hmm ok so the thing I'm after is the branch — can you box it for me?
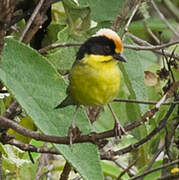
[141,145,165,176]
[122,3,140,41]
[3,101,19,119]
[39,42,82,54]
[157,174,179,180]
[113,98,179,105]
[7,138,59,154]
[111,0,139,32]
[0,82,178,147]
[124,40,179,51]
[117,159,137,179]
[0,101,19,132]
[19,0,63,44]
[19,0,46,42]
[137,116,178,180]
[127,33,179,60]
[59,161,72,180]
[129,159,179,180]
[102,103,176,159]
[38,40,179,55]
[0,0,17,52]
[151,0,179,38]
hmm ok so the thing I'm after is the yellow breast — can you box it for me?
[68,54,120,106]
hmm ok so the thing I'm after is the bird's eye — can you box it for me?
[104,45,112,54]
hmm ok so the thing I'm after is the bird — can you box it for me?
[55,28,127,139]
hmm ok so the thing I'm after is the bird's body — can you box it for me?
[69,54,120,106]
[55,28,126,109]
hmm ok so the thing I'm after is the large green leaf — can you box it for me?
[0,38,103,180]
[83,0,124,22]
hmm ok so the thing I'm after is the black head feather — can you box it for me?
[76,36,116,61]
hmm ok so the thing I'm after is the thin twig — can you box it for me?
[127,33,179,60]
[0,101,19,132]
[19,0,46,42]
[39,42,82,54]
[7,139,59,154]
[151,0,179,38]
[129,159,179,180]
[122,3,140,41]
[139,119,178,180]
[59,161,71,180]
[38,39,179,57]
[3,101,19,119]
[114,98,179,105]
[165,46,177,83]
[117,159,137,180]
[144,21,160,44]
[157,173,179,180]
[140,145,165,180]
[164,116,179,162]
[34,146,50,180]
[103,103,176,159]
[111,0,139,32]
[114,160,136,177]
[125,40,179,50]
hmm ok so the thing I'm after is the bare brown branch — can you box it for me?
[7,139,59,154]
[38,40,179,56]
[0,0,18,53]
[59,161,72,180]
[114,98,179,105]
[102,103,176,159]
[111,0,139,32]
[122,3,140,41]
[130,159,179,180]
[157,174,179,180]
[151,0,179,38]
[19,0,46,42]
[127,33,179,60]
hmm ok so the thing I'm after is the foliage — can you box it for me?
[0,0,178,180]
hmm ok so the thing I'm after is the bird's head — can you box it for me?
[76,28,127,63]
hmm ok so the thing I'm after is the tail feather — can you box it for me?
[55,96,76,109]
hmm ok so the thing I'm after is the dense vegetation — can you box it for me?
[0,0,178,179]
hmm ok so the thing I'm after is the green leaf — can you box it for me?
[2,145,30,168]
[8,116,35,143]
[120,37,149,139]
[83,0,124,22]
[138,160,162,180]
[119,37,151,167]
[102,160,129,179]
[0,37,103,180]
[63,0,91,32]
[47,25,85,71]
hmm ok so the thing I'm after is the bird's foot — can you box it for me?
[114,120,127,141]
[68,124,81,146]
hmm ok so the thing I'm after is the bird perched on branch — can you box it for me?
[55,28,127,139]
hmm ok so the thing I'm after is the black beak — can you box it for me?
[113,53,127,62]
